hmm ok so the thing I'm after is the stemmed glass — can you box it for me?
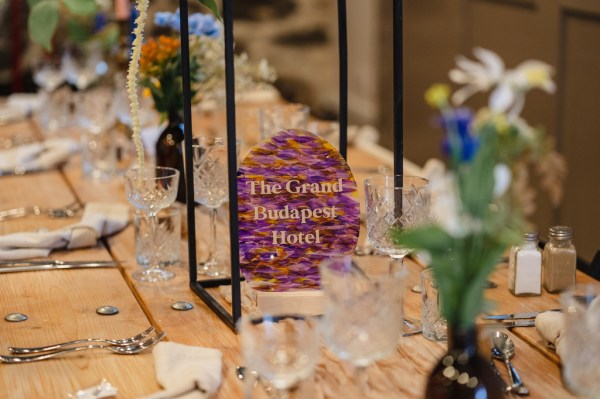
[124,166,180,282]
[33,54,65,92]
[239,313,320,399]
[320,256,406,395]
[62,42,107,91]
[364,175,430,333]
[192,137,239,277]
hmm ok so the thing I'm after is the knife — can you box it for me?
[482,308,562,321]
[480,319,537,328]
[0,260,119,273]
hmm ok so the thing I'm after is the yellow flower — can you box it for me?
[425,84,451,108]
[474,108,510,135]
[524,67,552,89]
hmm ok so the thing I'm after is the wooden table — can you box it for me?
[0,116,594,399]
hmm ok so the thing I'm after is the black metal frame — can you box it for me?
[177,0,402,332]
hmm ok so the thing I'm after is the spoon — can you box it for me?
[236,366,272,392]
[492,332,530,396]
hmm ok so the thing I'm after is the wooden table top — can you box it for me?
[0,116,594,399]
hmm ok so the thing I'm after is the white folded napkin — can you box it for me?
[141,342,222,399]
[7,93,43,114]
[535,311,566,358]
[0,202,129,260]
[0,137,79,174]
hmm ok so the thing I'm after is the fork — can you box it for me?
[0,200,81,221]
[0,331,166,363]
[9,326,156,354]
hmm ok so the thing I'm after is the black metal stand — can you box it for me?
[178,0,401,332]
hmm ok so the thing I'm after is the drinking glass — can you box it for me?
[421,268,447,341]
[36,87,72,135]
[134,207,181,268]
[560,284,600,397]
[320,256,406,395]
[124,166,180,282]
[364,175,430,334]
[33,54,65,92]
[77,87,118,180]
[258,103,310,140]
[192,137,239,277]
[239,313,320,399]
[62,42,107,91]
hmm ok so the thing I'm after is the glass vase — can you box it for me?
[425,325,504,399]
[155,110,186,203]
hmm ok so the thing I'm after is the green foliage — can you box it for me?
[394,126,524,329]
[28,0,59,51]
[197,0,221,21]
[457,125,496,219]
[27,0,222,51]
[141,47,202,118]
[62,0,96,16]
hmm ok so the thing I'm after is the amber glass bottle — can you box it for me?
[155,111,186,203]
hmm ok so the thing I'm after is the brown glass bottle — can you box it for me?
[425,326,504,399]
[156,111,186,203]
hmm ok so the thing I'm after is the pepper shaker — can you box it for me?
[543,226,576,293]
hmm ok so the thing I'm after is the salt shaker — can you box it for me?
[543,226,576,293]
[508,232,542,296]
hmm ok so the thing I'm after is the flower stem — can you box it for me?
[127,0,150,172]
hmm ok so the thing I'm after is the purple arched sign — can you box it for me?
[237,129,360,291]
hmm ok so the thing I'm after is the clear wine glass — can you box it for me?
[62,42,107,91]
[32,54,65,92]
[192,137,239,277]
[320,256,406,396]
[124,166,180,282]
[239,313,320,399]
[364,175,430,333]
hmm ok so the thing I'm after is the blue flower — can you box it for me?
[93,13,107,33]
[154,11,176,28]
[188,12,221,37]
[440,108,479,162]
[154,9,221,38]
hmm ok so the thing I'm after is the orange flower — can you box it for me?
[139,36,180,75]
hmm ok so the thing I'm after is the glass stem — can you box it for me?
[390,255,405,276]
[354,365,369,395]
[148,212,159,272]
[390,254,421,333]
[273,388,291,399]
[207,207,218,262]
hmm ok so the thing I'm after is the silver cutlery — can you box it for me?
[0,331,166,363]
[490,352,513,394]
[402,329,423,337]
[483,309,561,321]
[9,326,156,354]
[492,331,529,396]
[481,319,536,329]
[0,135,35,149]
[236,366,272,393]
[148,381,208,399]
[0,260,119,273]
[0,200,81,221]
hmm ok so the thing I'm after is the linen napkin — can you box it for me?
[0,202,129,260]
[7,93,43,115]
[0,137,79,174]
[535,311,566,358]
[141,342,222,399]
